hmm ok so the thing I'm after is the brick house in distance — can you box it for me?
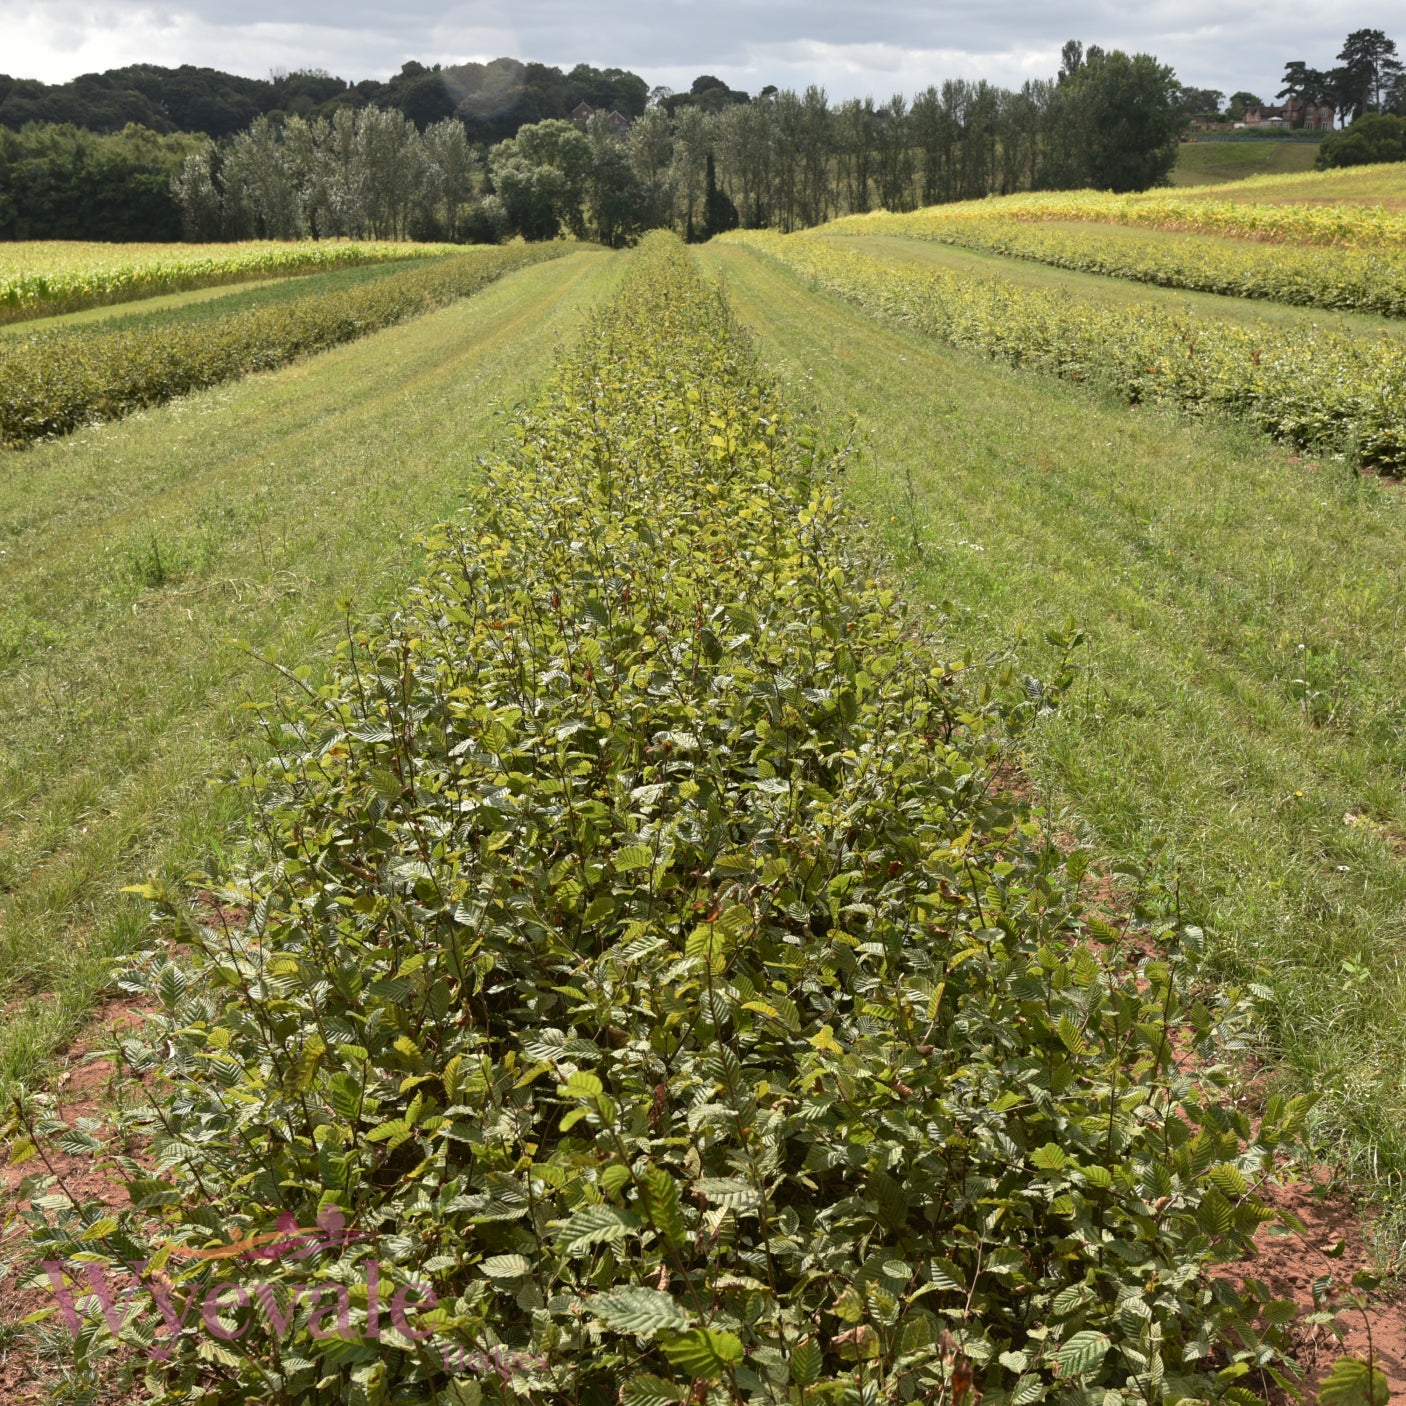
[569,101,632,137]
[1242,97,1335,129]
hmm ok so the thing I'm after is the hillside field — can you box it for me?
[1169,137,1322,186]
[2,162,1405,1404]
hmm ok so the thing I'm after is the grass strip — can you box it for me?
[0,243,571,448]
[726,230,1406,473]
[9,232,1317,1404]
[832,213,1406,319]
[0,238,463,325]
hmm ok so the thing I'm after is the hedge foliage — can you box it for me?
[827,187,1406,252]
[0,243,570,448]
[8,234,1313,1406]
[0,238,463,326]
[728,231,1406,474]
[827,214,1406,319]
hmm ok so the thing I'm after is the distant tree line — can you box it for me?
[0,60,649,142]
[164,44,1188,247]
[5,42,1198,244]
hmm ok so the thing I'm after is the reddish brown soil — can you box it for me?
[0,1001,150,1405]
[1220,1175,1405,1401]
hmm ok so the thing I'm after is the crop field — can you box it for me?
[2,188,1405,1404]
[823,213,1406,318]
[0,238,463,324]
[830,173,1406,249]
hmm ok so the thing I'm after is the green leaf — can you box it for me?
[638,1166,688,1249]
[590,1286,688,1336]
[623,1374,686,1406]
[1319,1355,1390,1406]
[661,1328,744,1379]
[1056,1331,1111,1379]
[480,1254,531,1278]
[790,1340,822,1387]
[555,1204,637,1253]
[869,1168,908,1229]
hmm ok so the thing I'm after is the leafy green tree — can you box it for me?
[1334,28,1404,121]
[1074,49,1183,191]
[628,105,675,227]
[1227,90,1262,121]
[1316,112,1406,167]
[586,112,647,245]
[0,121,198,239]
[700,152,738,238]
[496,118,591,237]
[488,154,566,239]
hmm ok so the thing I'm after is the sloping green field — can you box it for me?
[1169,139,1321,186]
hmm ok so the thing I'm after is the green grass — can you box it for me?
[1170,139,1322,186]
[700,240,1406,1241]
[0,258,435,338]
[0,247,625,1100]
[815,231,1404,336]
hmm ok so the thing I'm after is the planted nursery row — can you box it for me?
[14,234,1316,1404]
[829,185,1406,252]
[0,238,464,325]
[0,243,570,448]
[831,214,1406,320]
[732,231,1406,474]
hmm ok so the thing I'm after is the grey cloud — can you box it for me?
[4,0,1403,99]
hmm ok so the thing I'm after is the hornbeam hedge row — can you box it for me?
[0,239,463,326]
[828,187,1406,251]
[0,244,570,448]
[11,234,1312,1405]
[826,215,1406,320]
[729,231,1406,474]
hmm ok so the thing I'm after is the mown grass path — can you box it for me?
[0,248,623,1097]
[700,240,1406,1232]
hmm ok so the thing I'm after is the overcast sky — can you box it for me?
[3,2,1402,103]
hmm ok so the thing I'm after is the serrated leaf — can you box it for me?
[555,1204,637,1253]
[638,1166,687,1249]
[590,1286,688,1336]
[623,1374,686,1406]
[1056,1330,1110,1378]
[661,1328,743,1379]
[1319,1355,1390,1406]
[480,1254,531,1278]
[790,1340,822,1387]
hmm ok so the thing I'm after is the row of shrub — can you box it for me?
[835,212,1406,319]
[0,237,464,325]
[0,243,570,447]
[732,231,1406,474]
[10,233,1312,1404]
[827,182,1406,251]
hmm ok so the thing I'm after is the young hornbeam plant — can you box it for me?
[6,233,1318,1406]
